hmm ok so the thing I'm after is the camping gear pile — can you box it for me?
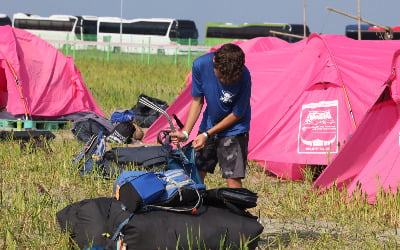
[62,156,264,249]
[71,95,182,176]
[64,96,264,249]
[63,135,263,249]
[57,187,263,249]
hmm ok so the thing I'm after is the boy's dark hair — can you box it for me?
[213,43,245,84]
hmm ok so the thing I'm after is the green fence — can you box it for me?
[56,38,210,66]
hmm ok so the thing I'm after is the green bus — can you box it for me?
[204,22,310,46]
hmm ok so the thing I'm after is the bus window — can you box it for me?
[99,21,121,34]
[205,22,309,46]
[75,16,98,41]
[123,21,170,36]
[172,19,198,45]
[13,13,78,39]
[0,14,11,26]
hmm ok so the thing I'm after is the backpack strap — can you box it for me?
[111,212,134,241]
[72,131,107,174]
[146,187,202,213]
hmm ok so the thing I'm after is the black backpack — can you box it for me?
[131,94,168,128]
[71,114,115,143]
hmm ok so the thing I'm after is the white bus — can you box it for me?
[12,13,79,48]
[12,13,98,49]
[97,17,199,54]
[12,13,202,54]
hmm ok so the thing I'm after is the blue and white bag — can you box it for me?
[114,169,206,213]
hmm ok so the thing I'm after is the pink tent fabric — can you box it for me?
[0,25,104,118]
[314,50,400,203]
[143,34,400,180]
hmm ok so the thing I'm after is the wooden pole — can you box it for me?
[326,6,393,39]
[357,0,361,40]
[326,6,389,30]
[269,30,306,39]
[303,0,307,37]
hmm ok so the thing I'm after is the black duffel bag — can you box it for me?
[57,197,264,250]
[103,144,173,171]
[204,188,258,217]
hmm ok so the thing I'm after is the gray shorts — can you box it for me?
[195,133,249,179]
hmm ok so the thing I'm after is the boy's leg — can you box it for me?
[199,170,207,182]
[217,133,249,188]
[226,178,242,188]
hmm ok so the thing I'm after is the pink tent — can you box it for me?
[0,25,104,120]
[248,34,400,178]
[313,49,400,203]
[143,34,400,180]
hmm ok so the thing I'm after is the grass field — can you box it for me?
[0,53,399,249]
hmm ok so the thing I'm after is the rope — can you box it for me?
[177,73,191,96]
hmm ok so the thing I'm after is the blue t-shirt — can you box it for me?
[191,52,252,136]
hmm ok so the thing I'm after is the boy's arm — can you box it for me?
[206,113,241,137]
[170,96,204,143]
[191,113,241,150]
[184,96,204,134]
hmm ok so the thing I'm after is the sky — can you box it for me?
[4,0,400,43]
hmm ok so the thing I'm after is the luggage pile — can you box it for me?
[71,94,187,177]
[62,95,264,249]
[57,172,264,249]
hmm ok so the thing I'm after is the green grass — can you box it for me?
[0,54,400,249]
[74,52,192,117]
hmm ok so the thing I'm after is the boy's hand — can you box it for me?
[169,131,186,145]
[192,134,207,151]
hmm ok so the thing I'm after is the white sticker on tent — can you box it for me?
[298,100,338,154]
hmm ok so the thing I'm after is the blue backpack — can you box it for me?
[114,169,206,213]
[72,131,107,174]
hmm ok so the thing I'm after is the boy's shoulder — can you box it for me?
[194,52,214,65]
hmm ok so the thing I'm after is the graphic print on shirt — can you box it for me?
[220,90,234,104]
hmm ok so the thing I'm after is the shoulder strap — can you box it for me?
[146,187,202,213]
[111,212,134,241]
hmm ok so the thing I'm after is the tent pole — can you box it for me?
[342,85,357,128]
[6,60,31,120]
[303,0,307,37]
[357,0,361,40]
